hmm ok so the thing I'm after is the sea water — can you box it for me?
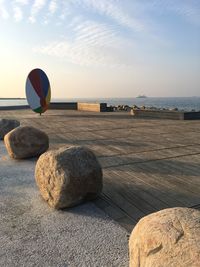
[0,97,200,111]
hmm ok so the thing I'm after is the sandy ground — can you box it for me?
[0,141,129,267]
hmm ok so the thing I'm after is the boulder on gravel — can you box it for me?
[0,119,20,139]
[35,146,103,209]
[129,207,200,267]
[4,126,49,159]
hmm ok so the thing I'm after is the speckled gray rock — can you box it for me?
[129,207,200,267]
[4,126,49,159]
[0,119,20,139]
[35,146,103,209]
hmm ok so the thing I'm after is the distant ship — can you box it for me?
[136,95,147,98]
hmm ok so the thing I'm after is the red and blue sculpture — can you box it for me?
[26,68,51,114]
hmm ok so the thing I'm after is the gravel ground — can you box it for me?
[0,141,129,267]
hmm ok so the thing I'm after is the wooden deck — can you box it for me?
[1,109,200,232]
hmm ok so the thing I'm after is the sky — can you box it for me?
[0,0,199,98]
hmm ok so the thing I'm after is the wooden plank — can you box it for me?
[1,109,200,231]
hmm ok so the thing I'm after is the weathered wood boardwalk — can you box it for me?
[1,109,200,231]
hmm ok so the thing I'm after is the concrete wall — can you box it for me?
[0,103,78,111]
[49,102,77,110]
[184,112,200,120]
[77,103,107,112]
[0,105,29,110]
[0,102,109,112]
[131,109,200,120]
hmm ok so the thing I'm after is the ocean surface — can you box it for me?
[1,97,200,111]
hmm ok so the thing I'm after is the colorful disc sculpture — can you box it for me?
[26,68,51,114]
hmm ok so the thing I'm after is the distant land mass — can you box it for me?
[0,97,25,100]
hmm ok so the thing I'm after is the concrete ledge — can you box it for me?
[0,102,107,112]
[0,103,77,111]
[131,109,200,120]
[0,105,29,110]
[78,102,107,112]
[183,112,200,120]
[49,102,77,110]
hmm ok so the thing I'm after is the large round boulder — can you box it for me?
[129,207,200,267]
[35,146,103,209]
[4,126,49,159]
[0,119,20,139]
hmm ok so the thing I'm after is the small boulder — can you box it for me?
[129,207,200,267]
[0,119,20,139]
[170,107,178,111]
[132,105,138,110]
[35,146,103,209]
[4,126,49,159]
[130,109,135,116]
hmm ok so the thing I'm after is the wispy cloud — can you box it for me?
[29,0,46,23]
[1,0,199,28]
[33,19,135,68]
[145,0,200,26]
[42,0,57,25]
[49,0,57,14]
[1,0,199,69]
[71,0,146,32]
[172,1,200,26]
[30,0,147,67]
[0,0,9,19]
[13,6,22,22]
[14,0,29,5]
